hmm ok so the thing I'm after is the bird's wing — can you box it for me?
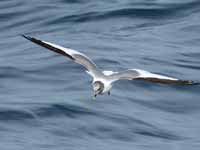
[22,35,102,78]
[108,69,196,85]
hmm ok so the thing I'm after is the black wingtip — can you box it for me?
[21,34,32,41]
[178,80,200,86]
[190,81,200,85]
[21,34,42,44]
[20,34,75,60]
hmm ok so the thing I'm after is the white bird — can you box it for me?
[22,35,197,97]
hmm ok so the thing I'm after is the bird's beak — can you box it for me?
[93,88,101,99]
[93,91,98,99]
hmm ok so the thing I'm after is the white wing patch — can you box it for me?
[133,69,178,80]
[103,70,116,76]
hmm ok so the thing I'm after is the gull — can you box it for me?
[22,35,197,97]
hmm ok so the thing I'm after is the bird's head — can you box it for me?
[93,81,104,97]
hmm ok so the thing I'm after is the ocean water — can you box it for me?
[0,0,200,149]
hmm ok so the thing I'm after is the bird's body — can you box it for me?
[93,72,113,94]
[22,35,197,97]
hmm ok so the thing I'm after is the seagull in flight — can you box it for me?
[22,35,197,97]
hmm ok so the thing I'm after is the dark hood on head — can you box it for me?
[94,81,104,94]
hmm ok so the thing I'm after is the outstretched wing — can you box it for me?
[108,69,196,85]
[22,35,102,78]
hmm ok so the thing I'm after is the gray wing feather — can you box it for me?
[73,54,100,76]
[108,70,139,80]
[108,69,196,85]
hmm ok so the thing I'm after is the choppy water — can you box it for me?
[1,0,200,149]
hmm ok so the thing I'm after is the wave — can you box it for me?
[0,109,35,121]
[0,103,181,140]
[34,103,95,118]
[44,1,200,25]
[0,66,26,78]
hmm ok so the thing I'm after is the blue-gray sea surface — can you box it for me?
[0,0,200,150]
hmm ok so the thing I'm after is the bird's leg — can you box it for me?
[108,91,111,95]
[92,94,97,100]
